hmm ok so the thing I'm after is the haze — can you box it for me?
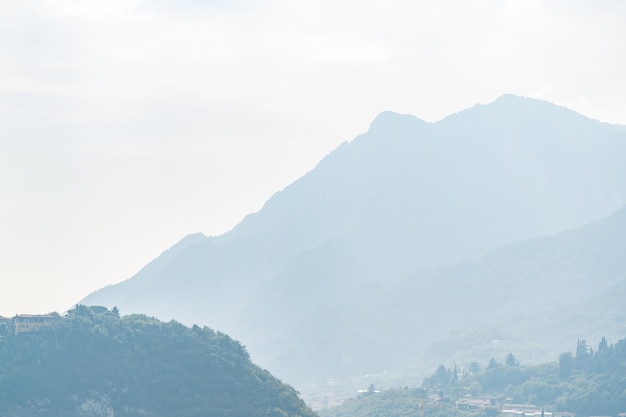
[1,0,626,316]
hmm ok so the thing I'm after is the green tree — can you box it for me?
[487,358,500,370]
[469,362,481,374]
[505,353,519,367]
[598,336,608,352]
[468,381,483,396]
[576,338,590,369]
[559,352,573,379]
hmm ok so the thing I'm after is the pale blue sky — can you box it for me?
[1,0,625,316]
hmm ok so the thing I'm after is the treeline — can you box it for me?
[321,336,626,417]
[423,336,626,416]
[0,305,316,417]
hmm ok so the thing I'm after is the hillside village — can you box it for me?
[321,334,626,417]
[321,386,626,417]
[455,396,559,416]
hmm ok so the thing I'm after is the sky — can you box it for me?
[1,0,625,317]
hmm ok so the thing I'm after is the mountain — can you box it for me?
[0,305,317,417]
[81,95,626,387]
[355,204,626,374]
[230,204,626,391]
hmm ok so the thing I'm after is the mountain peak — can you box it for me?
[494,92,527,101]
[491,93,553,108]
[470,93,548,113]
[176,232,210,245]
[438,93,602,129]
[366,111,427,137]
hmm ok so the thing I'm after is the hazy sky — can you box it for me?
[1,0,625,317]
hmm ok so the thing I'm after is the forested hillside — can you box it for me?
[321,336,626,417]
[0,305,316,417]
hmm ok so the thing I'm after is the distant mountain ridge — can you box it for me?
[238,204,626,384]
[398,203,626,368]
[81,94,626,388]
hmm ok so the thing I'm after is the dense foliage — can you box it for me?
[318,387,472,417]
[0,305,317,417]
[321,336,626,417]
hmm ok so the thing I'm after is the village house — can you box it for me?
[14,314,57,334]
[456,395,494,410]
[428,394,442,403]
[501,403,552,417]
[553,412,575,417]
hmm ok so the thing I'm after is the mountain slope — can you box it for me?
[0,305,316,417]
[403,204,626,369]
[81,95,626,385]
[256,204,626,387]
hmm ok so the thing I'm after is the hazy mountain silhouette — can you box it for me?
[81,95,626,386]
[325,204,626,379]
[223,205,626,384]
